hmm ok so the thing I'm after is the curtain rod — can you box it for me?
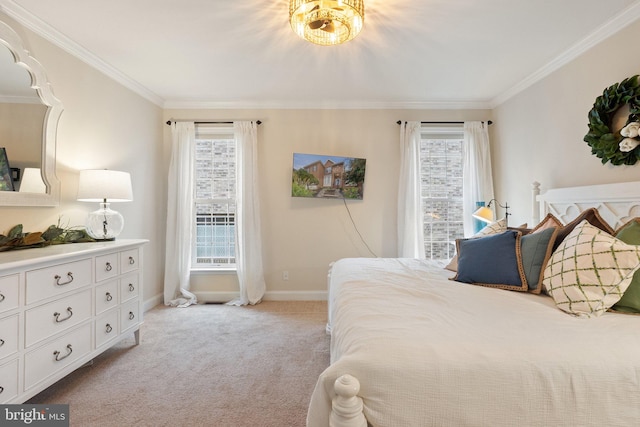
[396,120,492,125]
[165,120,262,125]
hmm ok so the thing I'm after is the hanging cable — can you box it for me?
[342,198,378,258]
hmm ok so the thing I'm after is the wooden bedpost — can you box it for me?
[330,374,367,427]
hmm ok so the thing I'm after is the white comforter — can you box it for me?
[307,258,640,427]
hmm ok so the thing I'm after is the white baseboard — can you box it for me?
[194,290,327,303]
[264,290,327,301]
[143,294,164,312]
[194,291,240,303]
[145,290,328,308]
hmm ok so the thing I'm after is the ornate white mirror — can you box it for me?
[0,19,62,206]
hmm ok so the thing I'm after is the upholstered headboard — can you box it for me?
[533,181,640,229]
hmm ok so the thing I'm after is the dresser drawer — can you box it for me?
[95,280,119,315]
[24,323,91,390]
[25,290,92,348]
[0,314,19,360]
[25,259,92,305]
[121,300,140,333]
[95,309,119,348]
[120,273,139,303]
[0,359,19,403]
[0,274,19,314]
[120,248,140,274]
[95,252,119,282]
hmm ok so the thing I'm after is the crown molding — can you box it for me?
[4,0,639,111]
[0,0,164,107]
[163,99,493,110]
[491,0,640,108]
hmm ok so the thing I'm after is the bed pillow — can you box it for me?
[552,208,614,251]
[520,227,557,294]
[530,213,562,233]
[445,219,507,272]
[454,230,528,291]
[508,224,531,235]
[542,220,640,318]
[611,218,640,314]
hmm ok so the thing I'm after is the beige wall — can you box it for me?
[165,108,491,299]
[1,9,492,303]
[492,19,640,227]
[10,10,636,302]
[0,13,165,309]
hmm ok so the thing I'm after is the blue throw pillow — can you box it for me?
[454,230,528,291]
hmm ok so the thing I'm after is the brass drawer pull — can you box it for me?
[129,311,135,320]
[53,344,73,361]
[54,272,74,286]
[105,323,113,333]
[54,307,73,323]
[128,283,135,292]
[105,262,113,272]
[129,256,135,265]
[0,293,5,302]
[106,292,113,302]
[0,338,4,346]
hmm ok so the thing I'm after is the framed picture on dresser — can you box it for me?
[0,147,15,191]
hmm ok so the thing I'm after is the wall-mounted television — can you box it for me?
[292,153,366,200]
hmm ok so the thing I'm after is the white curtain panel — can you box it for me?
[397,121,425,258]
[163,122,197,307]
[227,121,266,306]
[462,121,495,237]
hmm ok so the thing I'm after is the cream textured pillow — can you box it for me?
[542,220,640,318]
[445,219,507,272]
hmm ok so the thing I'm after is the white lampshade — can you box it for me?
[19,168,46,193]
[77,170,133,241]
[472,206,494,223]
[77,169,133,202]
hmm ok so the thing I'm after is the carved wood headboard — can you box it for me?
[533,181,640,229]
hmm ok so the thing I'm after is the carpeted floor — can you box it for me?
[27,301,330,427]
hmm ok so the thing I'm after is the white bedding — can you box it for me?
[307,257,640,427]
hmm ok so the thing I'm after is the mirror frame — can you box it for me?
[0,20,62,207]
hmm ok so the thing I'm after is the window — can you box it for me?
[193,125,236,269]
[420,131,464,260]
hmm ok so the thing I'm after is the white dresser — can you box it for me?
[0,239,147,403]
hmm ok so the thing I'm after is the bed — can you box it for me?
[307,181,640,427]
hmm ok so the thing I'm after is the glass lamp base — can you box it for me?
[86,202,124,241]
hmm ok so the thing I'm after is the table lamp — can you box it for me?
[77,169,133,240]
[472,199,510,226]
[472,205,494,224]
[19,168,46,193]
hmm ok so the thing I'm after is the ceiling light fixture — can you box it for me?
[289,0,364,46]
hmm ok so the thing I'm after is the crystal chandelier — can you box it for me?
[289,0,365,46]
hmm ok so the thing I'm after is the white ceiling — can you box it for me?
[2,0,640,109]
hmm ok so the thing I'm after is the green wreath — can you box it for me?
[584,75,640,166]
